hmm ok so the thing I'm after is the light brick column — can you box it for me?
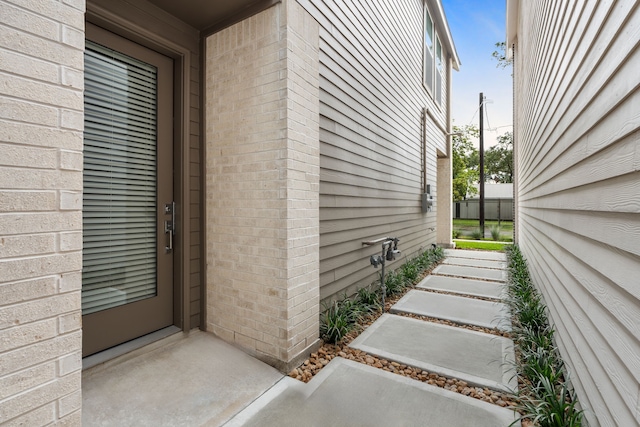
[436,154,453,247]
[205,0,320,371]
[0,0,85,425]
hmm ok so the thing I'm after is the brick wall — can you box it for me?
[205,0,320,371]
[0,0,85,424]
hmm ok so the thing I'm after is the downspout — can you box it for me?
[445,54,453,246]
[446,55,452,156]
[511,43,518,244]
[199,33,207,331]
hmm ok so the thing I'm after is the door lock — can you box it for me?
[164,201,175,253]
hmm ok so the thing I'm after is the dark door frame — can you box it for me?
[84,5,195,347]
[82,24,175,356]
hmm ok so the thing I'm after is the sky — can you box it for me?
[441,0,513,147]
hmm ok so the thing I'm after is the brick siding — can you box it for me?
[0,0,85,424]
[205,0,320,371]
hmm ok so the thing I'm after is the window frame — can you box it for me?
[423,6,435,96]
[423,3,444,107]
[435,34,443,105]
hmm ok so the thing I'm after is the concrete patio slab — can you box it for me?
[445,249,507,261]
[349,314,517,393]
[390,290,511,331]
[444,256,506,269]
[226,357,518,427]
[433,264,506,282]
[417,275,505,299]
[82,330,283,427]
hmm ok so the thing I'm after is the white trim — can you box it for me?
[506,0,520,59]
[430,0,460,70]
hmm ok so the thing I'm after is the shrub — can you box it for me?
[471,228,483,240]
[520,346,563,385]
[384,270,405,295]
[356,285,381,313]
[319,300,358,344]
[400,258,420,284]
[319,246,446,344]
[506,245,584,427]
[516,373,584,427]
[452,228,460,239]
[489,224,502,241]
[517,324,555,354]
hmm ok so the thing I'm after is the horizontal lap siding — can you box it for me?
[298,0,447,301]
[513,1,640,426]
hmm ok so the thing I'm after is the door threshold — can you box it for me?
[83,326,182,372]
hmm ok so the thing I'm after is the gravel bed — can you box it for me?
[289,342,519,409]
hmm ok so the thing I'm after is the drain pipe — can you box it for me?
[363,237,400,310]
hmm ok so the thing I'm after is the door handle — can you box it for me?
[164,202,175,253]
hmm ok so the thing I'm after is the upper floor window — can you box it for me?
[424,9,434,93]
[424,5,443,106]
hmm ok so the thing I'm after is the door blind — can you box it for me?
[82,40,158,315]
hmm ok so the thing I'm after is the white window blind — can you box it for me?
[436,37,443,105]
[424,9,434,92]
[82,40,158,315]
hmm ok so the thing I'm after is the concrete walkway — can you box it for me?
[227,249,519,426]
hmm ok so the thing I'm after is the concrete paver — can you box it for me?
[349,314,517,393]
[445,249,507,261]
[433,264,506,282]
[417,275,505,299]
[225,358,518,427]
[390,290,511,331]
[444,256,506,269]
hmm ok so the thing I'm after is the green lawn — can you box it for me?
[452,219,513,241]
[453,240,511,251]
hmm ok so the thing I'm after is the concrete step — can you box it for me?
[349,314,517,393]
[444,256,506,269]
[417,275,505,299]
[390,290,511,331]
[444,249,507,261]
[82,331,283,427]
[226,358,518,427]
[433,264,506,282]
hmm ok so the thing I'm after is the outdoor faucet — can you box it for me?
[363,237,401,310]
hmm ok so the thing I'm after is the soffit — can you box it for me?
[147,0,264,31]
[506,0,520,59]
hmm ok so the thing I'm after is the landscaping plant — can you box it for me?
[319,300,358,344]
[356,285,381,313]
[489,224,502,241]
[319,246,444,344]
[471,228,483,240]
[505,245,583,427]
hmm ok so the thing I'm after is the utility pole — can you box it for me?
[479,92,485,239]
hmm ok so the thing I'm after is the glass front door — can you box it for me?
[82,24,174,357]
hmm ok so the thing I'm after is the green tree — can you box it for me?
[491,42,512,69]
[452,125,479,202]
[485,131,513,183]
